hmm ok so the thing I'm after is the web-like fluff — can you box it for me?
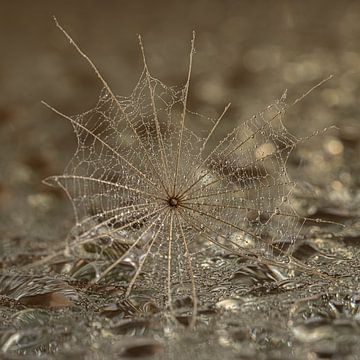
[44,26,317,318]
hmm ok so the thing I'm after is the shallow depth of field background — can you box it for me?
[0,1,359,359]
[0,0,359,240]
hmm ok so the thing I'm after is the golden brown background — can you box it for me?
[0,0,359,243]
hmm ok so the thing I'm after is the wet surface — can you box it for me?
[0,1,360,359]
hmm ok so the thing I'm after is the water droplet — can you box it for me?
[216,298,243,311]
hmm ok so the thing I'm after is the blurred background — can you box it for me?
[0,0,359,245]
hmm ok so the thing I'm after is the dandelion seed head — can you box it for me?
[42,20,341,321]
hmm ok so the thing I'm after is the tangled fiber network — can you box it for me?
[43,18,337,322]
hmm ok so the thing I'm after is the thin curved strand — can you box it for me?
[54,17,171,196]
[77,205,167,247]
[44,175,163,201]
[73,202,156,229]
[177,102,231,195]
[94,206,168,283]
[167,211,174,311]
[179,76,333,200]
[173,31,196,194]
[41,102,158,189]
[175,211,198,327]
[182,181,294,203]
[181,201,345,228]
[178,106,284,199]
[186,125,335,199]
[184,137,294,199]
[125,210,170,297]
[180,209,334,280]
[138,36,172,194]
[180,203,270,246]
[178,208,283,266]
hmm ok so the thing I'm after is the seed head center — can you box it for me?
[168,197,179,208]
